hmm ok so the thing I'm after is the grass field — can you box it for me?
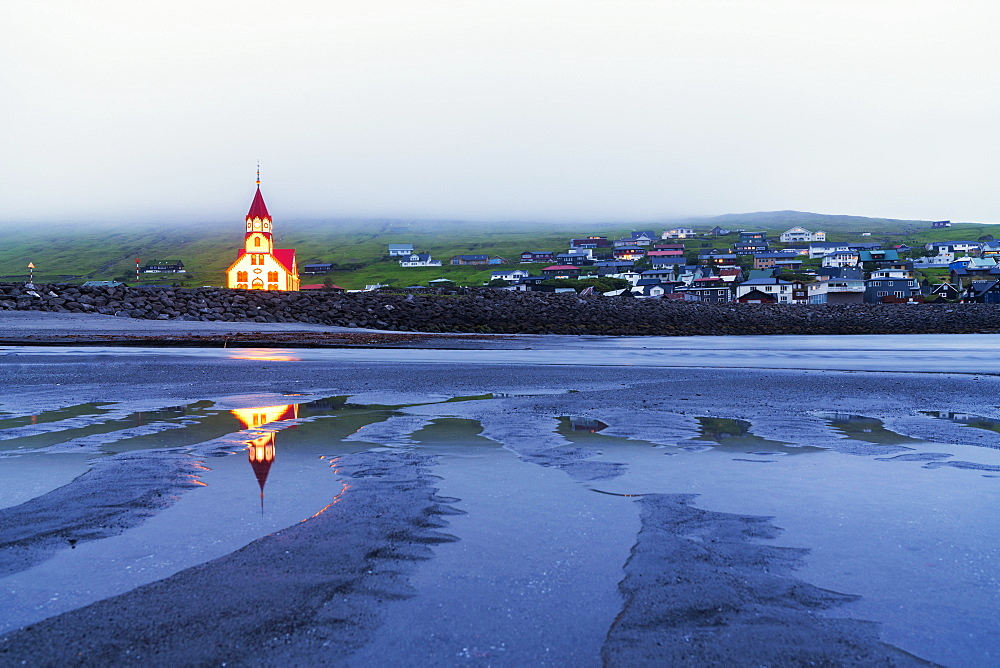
[0,213,994,289]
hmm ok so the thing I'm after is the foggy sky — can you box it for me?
[2,1,998,224]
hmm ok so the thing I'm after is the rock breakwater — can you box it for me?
[1,283,998,336]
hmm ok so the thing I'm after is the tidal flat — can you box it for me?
[1,330,999,665]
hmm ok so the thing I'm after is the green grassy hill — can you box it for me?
[0,212,993,290]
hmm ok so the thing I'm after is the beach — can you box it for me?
[1,312,998,665]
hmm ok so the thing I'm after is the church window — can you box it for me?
[237,271,248,282]
[250,255,257,265]
[237,283,247,290]
[252,278,264,289]
[268,283,279,290]
[254,237,261,247]
[268,271,278,282]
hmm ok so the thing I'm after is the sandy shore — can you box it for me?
[0,311,524,348]
[1,315,997,665]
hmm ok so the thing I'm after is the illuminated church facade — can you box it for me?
[226,180,300,291]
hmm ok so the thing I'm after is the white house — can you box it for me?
[808,279,865,304]
[399,253,442,267]
[820,251,860,268]
[661,227,696,239]
[389,244,415,256]
[780,227,826,243]
[808,242,852,259]
[490,269,530,281]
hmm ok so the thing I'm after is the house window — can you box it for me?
[878,291,888,297]
[895,291,905,298]
[268,271,279,282]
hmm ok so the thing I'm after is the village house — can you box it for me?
[554,252,594,266]
[594,260,635,275]
[753,251,802,270]
[640,268,676,281]
[964,281,1000,303]
[734,278,806,304]
[650,256,684,269]
[301,263,333,275]
[388,244,415,256]
[613,246,646,261]
[737,288,775,304]
[779,227,826,243]
[820,251,860,268]
[858,249,899,263]
[399,253,442,267]
[926,282,961,301]
[927,241,982,256]
[142,260,185,273]
[661,227,696,239]
[613,231,656,247]
[677,278,733,303]
[698,252,738,266]
[450,254,489,266]
[520,251,555,263]
[980,241,1000,258]
[808,278,865,304]
[931,220,952,228]
[490,269,530,282]
[570,236,611,249]
[541,265,580,279]
[631,279,674,298]
[808,242,852,259]
[864,268,920,303]
[718,267,744,283]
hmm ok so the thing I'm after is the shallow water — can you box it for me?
[6,332,1000,373]
[0,384,998,665]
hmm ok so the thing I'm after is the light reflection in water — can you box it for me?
[230,405,300,512]
[227,348,302,362]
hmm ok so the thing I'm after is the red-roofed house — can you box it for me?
[226,181,300,291]
[541,265,581,278]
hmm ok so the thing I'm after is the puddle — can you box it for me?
[689,417,823,456]
[0,402,117,430]
[815,412,922,445]
[921,411,1000,434]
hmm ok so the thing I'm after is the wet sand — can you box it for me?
[1,314,998,665]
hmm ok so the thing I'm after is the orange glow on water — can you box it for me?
[230,404,299,430]
[227,349,301,362]
[302,481,350,522]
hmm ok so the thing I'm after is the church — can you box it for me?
[226,179,300,291]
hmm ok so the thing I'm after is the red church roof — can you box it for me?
[246,187,270,220]
[273,249,296,274]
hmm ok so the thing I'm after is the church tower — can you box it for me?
[226,170,300,291]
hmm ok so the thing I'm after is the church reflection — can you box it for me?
[230,405,300,512]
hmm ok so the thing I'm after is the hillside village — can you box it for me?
[327,223,1000,304]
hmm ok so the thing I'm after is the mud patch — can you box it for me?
[603,494,929,666]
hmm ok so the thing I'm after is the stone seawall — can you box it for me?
[1,283,998,336]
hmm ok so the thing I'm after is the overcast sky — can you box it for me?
[2,1,997,224]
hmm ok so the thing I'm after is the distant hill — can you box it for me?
[675,210,931,233]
